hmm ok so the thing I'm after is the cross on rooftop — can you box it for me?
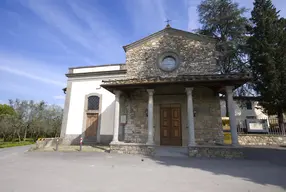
[165,19,172,27]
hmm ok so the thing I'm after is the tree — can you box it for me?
[247,0,286,134]
[197,0,249,74]
[42,105,63,138]
[0,115,15,141]
[0,104,17,141]
[0,99,63,142]
[9,99,45,141]
[197,0,250,116]
[0,104,16,116]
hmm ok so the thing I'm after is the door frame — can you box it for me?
[159,103,182,146]
[82,93,102,141]
[154,95,187,146]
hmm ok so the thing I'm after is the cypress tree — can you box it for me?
[247,0,286,134]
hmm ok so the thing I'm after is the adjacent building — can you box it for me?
[220,97,269,127]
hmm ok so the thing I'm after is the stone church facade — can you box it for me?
[60,25,251,151]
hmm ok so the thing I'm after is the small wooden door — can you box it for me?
[85,113,98,137]
[160,104,182,146]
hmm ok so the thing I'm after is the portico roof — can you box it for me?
[101,73,252,93]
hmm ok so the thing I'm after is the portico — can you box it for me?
[102,73,251,147]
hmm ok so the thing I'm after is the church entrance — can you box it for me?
[85,113,98,137]
[160,104,182,146]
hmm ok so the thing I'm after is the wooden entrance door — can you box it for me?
[160,104,182,146]
[85,113,98,137]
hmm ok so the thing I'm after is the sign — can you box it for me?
[120,115,127,124]
[246,119,269,133]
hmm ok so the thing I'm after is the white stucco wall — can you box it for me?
[220,99,268,126]
[65,78,117,136]
[73,65,121,74]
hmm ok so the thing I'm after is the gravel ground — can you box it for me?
[0,145,285,192]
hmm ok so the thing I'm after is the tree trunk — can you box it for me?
[16,130,21,142]
[3,134,7,142]
[278,108,285,135]
[12,130,16,142]
[54,131,58,138]
[23,127,27,141]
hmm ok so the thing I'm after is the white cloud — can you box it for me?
[22,1,94,52]
[0,100,8,105]
[123,0,168,35]
[0,65,65,87]
[67,1,125,59]
[53,95,65,100]
[123,0,195,36]
[187,0,200,32]
[153,0,167,23]
[57,103,64,108]
[36,29,95,66]
[0,52,65,87]
[20,0,125,63]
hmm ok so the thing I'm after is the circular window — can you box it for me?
[158,52,179,72]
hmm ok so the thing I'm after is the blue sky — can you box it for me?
[0,0,286,107]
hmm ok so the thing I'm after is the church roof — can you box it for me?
[123,25,217,52]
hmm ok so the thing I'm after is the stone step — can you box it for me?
[154,146,188,157]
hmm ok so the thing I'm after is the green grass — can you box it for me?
[0,138,35,148]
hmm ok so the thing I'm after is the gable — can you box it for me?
[123,26,216,52]
[124,26,218,78]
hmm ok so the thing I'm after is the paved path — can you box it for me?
[0,145,31,160]
[0,146,286,192]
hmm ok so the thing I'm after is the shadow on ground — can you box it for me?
[89,145,110,152]
[147,147,286,190]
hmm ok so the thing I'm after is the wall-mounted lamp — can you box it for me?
[194,110,197,117]
[145,109,148,117]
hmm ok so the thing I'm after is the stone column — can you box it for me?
[226,86,238,145]
[112,90,121,143]
[146,89,155,145]
[186,87,196,146]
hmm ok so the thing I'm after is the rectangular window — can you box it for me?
[246,101,252,110]
[88,96,100,110]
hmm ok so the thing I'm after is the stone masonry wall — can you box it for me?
[239,135,286,146]
[110,143,155,156]
[193,87,224,144]
[189,146,244,159]
[125,31,217,78]
[121,87,223,145]
[121,89,148,143]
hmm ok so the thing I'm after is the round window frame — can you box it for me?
[157,52,180,72]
